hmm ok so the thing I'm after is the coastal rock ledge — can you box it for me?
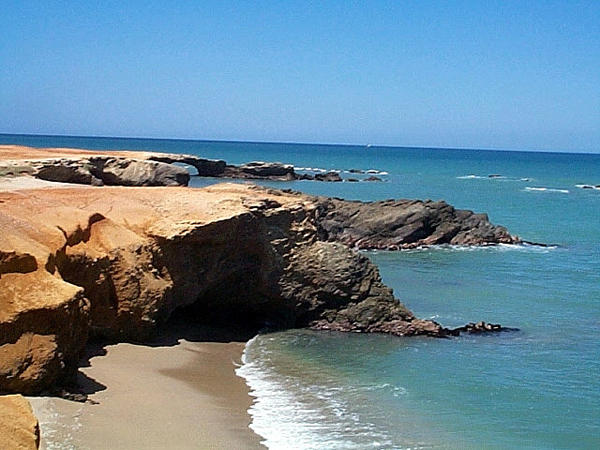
[0,180,519,395]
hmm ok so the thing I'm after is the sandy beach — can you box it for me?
[27,323,265,450]
[0,169,265,449]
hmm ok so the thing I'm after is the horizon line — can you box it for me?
[0,132,597,156]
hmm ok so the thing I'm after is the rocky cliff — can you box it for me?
[0,178,521,396]
[0,394,40,450]
[0,183,436,394]
[0,146,523,397]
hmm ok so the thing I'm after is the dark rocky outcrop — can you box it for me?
[149,154,297,180]
[221,161,296,180]
[314,172,343,182]
[314,196,520,249]
[147,154,227,177]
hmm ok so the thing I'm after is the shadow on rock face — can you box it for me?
[146,305,264,346]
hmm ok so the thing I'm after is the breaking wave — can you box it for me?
[237,333,425,450]
[524,187,570,194]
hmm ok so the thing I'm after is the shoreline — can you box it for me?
[28,326,265,450]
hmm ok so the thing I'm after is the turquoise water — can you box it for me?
[2,134,599,449]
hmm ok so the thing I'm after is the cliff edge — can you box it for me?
[0,183,440,395]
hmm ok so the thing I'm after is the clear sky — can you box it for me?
[1,1,599,152]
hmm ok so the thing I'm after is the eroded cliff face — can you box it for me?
[1,183,449,394]
[0,394,40,450]
[0,170,523,395]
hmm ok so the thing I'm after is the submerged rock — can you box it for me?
[448,321,518,335]
[314,172,343,182]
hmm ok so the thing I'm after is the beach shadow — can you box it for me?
[68,305,264,398]
[75,371,107,396]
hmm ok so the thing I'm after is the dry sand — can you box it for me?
[0,175,75,191]
[28,332,265,450]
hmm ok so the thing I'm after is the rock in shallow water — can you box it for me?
[314,196,520,249]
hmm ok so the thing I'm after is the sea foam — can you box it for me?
[525,186,570,193]
[237,334,411,450]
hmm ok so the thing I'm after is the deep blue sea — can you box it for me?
[2,135,599,449]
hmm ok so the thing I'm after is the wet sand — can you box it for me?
[28,329,265,450]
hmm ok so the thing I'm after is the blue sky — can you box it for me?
[1,1,599,152]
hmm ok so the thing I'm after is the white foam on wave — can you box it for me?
[295,166,390,177]
[237,336,403,450]
[384,243,557,254]
[458,174,532,182]
[525,187,570,194]
[457,175,484,179]
[27,397,81,450]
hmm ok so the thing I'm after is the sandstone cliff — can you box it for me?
[1,182,456,395]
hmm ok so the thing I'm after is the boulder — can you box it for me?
[88,157,190,186]
[0,267,90,394]
[30,157,190,186]
[35,159,101,185]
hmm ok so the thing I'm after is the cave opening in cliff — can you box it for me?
[152,271,292,344]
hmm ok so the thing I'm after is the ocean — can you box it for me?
[2,134,599,449]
